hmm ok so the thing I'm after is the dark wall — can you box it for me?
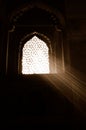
[65,0,86,81]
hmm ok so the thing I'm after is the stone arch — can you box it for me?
[6,2,66,76]
[8,2,65,29]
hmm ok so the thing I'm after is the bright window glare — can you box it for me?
[22,36,50,74]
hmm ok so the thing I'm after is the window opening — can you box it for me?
[22,36,50,74]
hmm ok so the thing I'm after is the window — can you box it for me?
[7,6,65,76]
[22,36,50,74]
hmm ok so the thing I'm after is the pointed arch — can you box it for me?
[22,36,50,74]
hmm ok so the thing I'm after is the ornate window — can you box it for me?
[6,6,66,76]
[22,36,50,74]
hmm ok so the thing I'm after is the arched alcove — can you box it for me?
[6,2,66,76]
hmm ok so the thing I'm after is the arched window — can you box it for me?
[22,36,50,74]
[6,6,66,76]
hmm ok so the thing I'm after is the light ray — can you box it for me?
[41,58,86,116]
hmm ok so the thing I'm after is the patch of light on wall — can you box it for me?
[22,36,50,74]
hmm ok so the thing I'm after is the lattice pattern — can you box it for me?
[22,36,49,74]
